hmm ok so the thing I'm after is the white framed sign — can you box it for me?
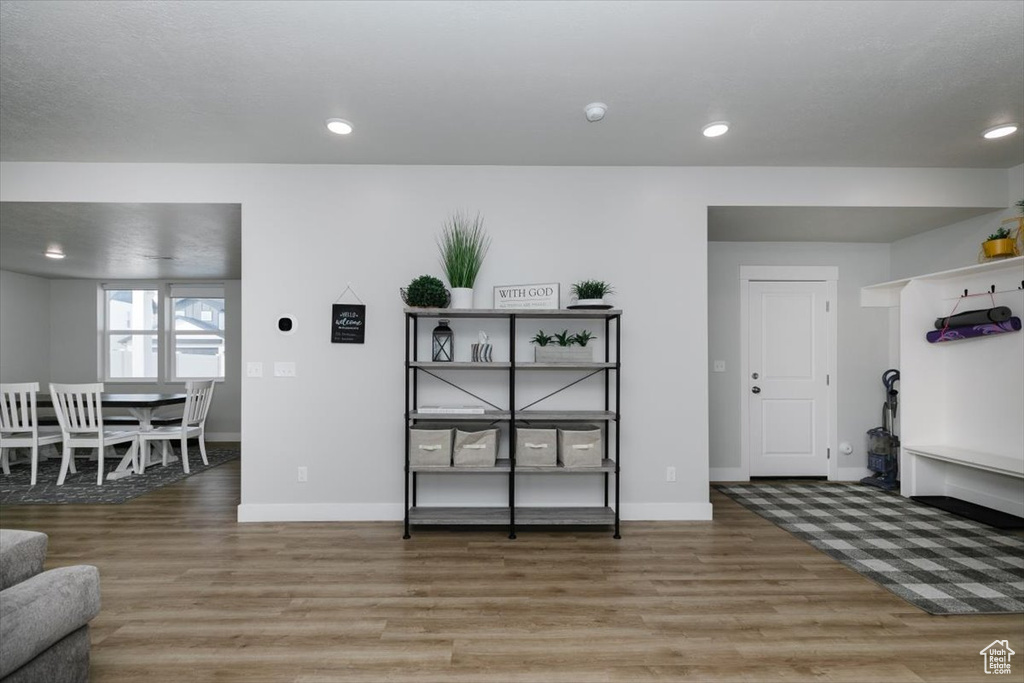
[493,283,560,310]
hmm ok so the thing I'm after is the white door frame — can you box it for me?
[739,266,839,481]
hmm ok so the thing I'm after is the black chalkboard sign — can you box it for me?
[331,304,366,344]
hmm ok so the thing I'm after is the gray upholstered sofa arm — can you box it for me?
[0,530,47,591]
[0,565,101,678]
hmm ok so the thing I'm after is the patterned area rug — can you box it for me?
[0,443,239,505]
[716,483,1024,615]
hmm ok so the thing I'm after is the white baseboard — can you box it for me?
[206,433,240,442]
[945,483,1024,518]
[237,503,404,522]
[620,502,713,521]
[709,467,748,482]
[837,466,871,481]
[238,502,714,523]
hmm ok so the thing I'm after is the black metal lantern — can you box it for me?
[432,319,454,362]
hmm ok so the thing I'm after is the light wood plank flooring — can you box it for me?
[1,458,1021,682]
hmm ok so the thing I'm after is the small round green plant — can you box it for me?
[402,275,450,308]
[571,280,614,300]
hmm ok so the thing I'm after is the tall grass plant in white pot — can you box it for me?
[438,211,491,309]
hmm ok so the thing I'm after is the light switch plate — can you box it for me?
[246,362,263,378]
[274,361,297,377]
[713,360,726,373]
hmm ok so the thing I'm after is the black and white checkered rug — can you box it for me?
[0,443,239,505]
[716,483,1024,615]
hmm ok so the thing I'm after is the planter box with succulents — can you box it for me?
[531,330,596,363]
[535,346,594,363]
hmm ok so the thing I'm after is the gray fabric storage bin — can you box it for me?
[515,427,558,467]
[453,428,498,467]
[409,427,453,467]
[557,424,603,468]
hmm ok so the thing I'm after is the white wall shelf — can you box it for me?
[861,255,1024,307]
[866,256,1024,517]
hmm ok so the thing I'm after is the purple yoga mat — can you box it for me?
[926,317,1022,343]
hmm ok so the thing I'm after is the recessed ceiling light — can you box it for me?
[326,118,353,135]
[982,123,1018,139]
[702,122,730,138]
[584,103,607,122]
[44,247,65,259]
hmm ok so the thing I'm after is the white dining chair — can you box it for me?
[138,380,215,474]
[49,382,140,485]
[0,382,63,486]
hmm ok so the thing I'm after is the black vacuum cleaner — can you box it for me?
[861,369,900,491]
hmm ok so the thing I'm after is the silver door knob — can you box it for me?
[751,386,761,394]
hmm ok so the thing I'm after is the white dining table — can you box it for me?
[37,392,187,480]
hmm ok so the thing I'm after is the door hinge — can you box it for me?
[826,374,830,386]
[827,448,831,459]
[826,300,830,312]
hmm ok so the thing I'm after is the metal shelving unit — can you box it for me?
[403,307,622,539]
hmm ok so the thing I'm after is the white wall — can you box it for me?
[707,243,892,480]
[48,279,241,437]
[0,269,51,385]
[889,164,1022,279]
[0,162,1010,521]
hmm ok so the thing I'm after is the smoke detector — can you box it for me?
[584,102,607,122]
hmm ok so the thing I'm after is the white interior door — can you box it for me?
[748,281,829,476]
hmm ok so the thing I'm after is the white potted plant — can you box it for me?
[438,211,491,309]
[569,280,614,309]
[532,330,595,363]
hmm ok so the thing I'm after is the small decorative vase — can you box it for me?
[575,298,605,307]
[471,343,493,362]
[982,238,1017,259]
[450,287,474,309]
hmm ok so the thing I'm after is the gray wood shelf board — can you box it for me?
[411,361,615,370]
[405,308,621,319]
[410,362,511,370]
[410,411,511,421]
[409,507,510,525]
[515,410,616,421]
[412,459,512,473]
[408,506,614,526]
[516,362,617,370]
[515,459,615,473]
[516,507,615,525]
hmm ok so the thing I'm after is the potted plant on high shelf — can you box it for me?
[532,329,596,363]
[982,227,1019,260]
[400,275,450,308]
[568,280,614,309]
[438,211,491,309]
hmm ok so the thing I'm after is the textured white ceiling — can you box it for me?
[1,1,1022,167]
[707,206,1002,242]
[0,202,241,279]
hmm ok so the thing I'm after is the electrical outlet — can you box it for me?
[246,361,263,378]
[274,361,297,377]
[713,360,726,373]
[297,466,308,482]
[666,466,676,482]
